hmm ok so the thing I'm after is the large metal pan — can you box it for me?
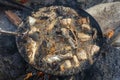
[15,6,104,76]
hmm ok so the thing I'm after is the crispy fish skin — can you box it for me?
[76,49,87,60]
[73,55,79,67]
[28,16,37,26]
[81,24,91,30]
[60,60,72,71]
[78,33,91,41]
[43,52,73,64]
[60,18,72,26]
[61,28,77,49]
[88,45,100,55]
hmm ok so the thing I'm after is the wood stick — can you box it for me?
[5,10,22,27]
[0,28,18,36]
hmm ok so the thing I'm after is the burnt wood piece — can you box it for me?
[5,10,23,27]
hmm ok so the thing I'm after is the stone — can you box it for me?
[86,2,120,43]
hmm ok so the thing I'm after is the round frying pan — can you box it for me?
[16,6,104,76]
